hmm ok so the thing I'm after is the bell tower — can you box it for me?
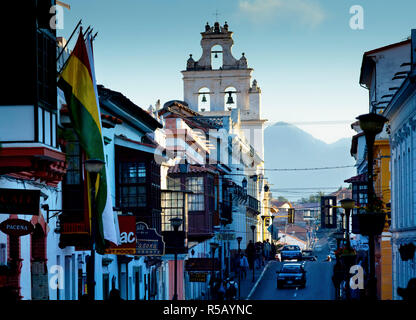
[182,21,266,160]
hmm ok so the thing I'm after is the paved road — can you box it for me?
[250,234,335,300]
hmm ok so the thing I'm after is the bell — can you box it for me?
[201,94,207,103]
[226,92,234,104]
[214,53,218,58]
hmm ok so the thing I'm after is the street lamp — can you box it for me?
[236,236,242,300]
[340,198,355,249]
[85,158,105,301]
[333,231,345,251]
[209,242,219,300]
[170,217,183,301]
[250,225,256,282]
[357,112,387,300]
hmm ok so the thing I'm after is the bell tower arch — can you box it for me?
[181,21,267,159]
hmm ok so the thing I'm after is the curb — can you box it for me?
[246,261,272,300]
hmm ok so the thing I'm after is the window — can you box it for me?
[161,191,186,231]
[186,177,204,211]
[167,177,182,191]
[119,162,146,208]
[65,140,81,185]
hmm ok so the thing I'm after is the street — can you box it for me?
[250,260,335,300]
[250,234,335,300]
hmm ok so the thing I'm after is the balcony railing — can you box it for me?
[246,195,260,215]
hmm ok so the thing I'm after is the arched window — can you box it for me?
[198,87,210,112]
[224,86,237,110]
[211,45,223,70]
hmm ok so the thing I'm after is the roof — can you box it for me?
[271,200,293,208]
[329,188,352,200]
[293,202,320,209]
[364,39,411,56]
[359,39,411,87]
[344,173,367,183]
[97,85,163,130]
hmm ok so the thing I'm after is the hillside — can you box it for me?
[264,122,355,201]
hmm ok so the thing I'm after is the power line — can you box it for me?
[262,165,355,171]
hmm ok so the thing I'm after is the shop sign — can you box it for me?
[189,272,208,282]
[0,218,34,236]
[185,258,219,272]
[105,215,136,255]
[135,222,165,256]
[0,188,40,215]
[215,232,235,241]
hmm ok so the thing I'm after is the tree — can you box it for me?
[299,191,326,203]
[276,196,288,202]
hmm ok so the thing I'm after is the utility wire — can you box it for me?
[262,165,355,171]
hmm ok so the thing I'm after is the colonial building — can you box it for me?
[383,29,416,300]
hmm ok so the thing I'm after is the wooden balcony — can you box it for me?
[246,195,260,215]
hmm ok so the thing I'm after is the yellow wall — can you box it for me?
[373,139,392,300]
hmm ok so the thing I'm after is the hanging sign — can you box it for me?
[135,222,165,256]
[105,215,136,255]
[189,272,208,282]
[0,218,34,236]
[0,188,40,215]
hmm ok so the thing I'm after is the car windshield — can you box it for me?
[281,265,301,273]
[283,245,300,251]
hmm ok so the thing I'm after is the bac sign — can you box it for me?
[0,188,40,215]
[136,222,165,256]
[105,215,136,255]
[0,218,34,237]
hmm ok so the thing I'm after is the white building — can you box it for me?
[383,29,416,300]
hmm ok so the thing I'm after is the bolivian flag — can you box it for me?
[58,31,118,253]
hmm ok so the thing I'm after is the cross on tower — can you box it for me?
[213,9,220,22]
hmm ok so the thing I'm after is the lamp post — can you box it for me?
[210,242,219,300]
[236,236,242,300]
[250,225,256,282]
[170,217,183,301]
[357,112,388,300]
[340,198,355,249]
[85,158,105,301]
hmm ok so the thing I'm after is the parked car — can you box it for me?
[302,250,317,261]
[276,263,307,289]
[280,245,302,262]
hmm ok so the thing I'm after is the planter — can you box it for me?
[354,212,386,236]
[399,243,416,261]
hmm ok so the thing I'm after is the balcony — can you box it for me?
[246,195,260,215]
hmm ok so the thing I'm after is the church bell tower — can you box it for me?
[182,21,266,160]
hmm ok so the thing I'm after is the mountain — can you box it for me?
[264,122,355,201]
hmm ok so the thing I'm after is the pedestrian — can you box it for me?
[109,288,122,302]
[240,253,249,279]
[215,279,225,301]
[271,242,277,260]
[264,239,271,260]
[397,278,416,301]
[225,277,238,301]
[245,240,256,270]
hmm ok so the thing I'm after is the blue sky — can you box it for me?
[58,0,416,143]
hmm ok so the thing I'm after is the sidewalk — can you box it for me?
[230,261,270,300]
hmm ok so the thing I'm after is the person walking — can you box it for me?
[271,242,277,260]
[240,253,249,280]
[225,277,238,301]
[246,240,256,271]
[264,239,271,260]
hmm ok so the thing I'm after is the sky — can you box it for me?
[57,0,416,144]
